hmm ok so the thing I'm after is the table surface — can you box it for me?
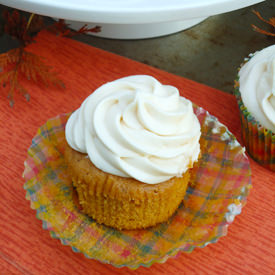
[0,30,274,275]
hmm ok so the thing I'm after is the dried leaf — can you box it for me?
[252,10,275,37]
[0,47,65,106]
[251,24,275,37]
[49,19,101,37]
[253,10,275,27]
[0,9,95,106]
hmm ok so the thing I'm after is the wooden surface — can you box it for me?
[0,30,274,275]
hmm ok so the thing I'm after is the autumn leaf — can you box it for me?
[0,10,65,106]
[0,47,65,106]
[49,19,101,37]
[252,10,275,37]
[1,9,101,107]
[70,24,101,37]
[2,10,44,45]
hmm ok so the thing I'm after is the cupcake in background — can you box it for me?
[234,44,275,171]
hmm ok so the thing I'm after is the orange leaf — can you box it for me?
[1,47,65,106]
[253,9,275,27]
[252,24,275,37]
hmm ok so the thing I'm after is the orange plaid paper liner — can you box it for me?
[23,107,251,269]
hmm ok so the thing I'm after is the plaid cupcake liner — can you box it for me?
[234,76,275,172]
[23,109,251,269]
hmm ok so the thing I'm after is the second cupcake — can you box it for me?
[235,44,275,171]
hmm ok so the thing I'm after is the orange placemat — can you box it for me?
[0,30,274,274]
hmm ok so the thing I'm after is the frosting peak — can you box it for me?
[239,45,275,132]
[65,75,201,184]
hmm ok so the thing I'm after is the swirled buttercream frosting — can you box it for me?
[239,44,275,133]
[65,75,201,184]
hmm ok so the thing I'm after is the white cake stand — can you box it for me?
[0,0,265,39]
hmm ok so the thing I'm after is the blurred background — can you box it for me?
[0,0,274,94]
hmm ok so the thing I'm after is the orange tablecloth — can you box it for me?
[0,31,274,274]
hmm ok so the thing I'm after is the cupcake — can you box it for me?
[235,44,275,171]
[65,75,201,229]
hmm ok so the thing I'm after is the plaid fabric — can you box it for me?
[23,110,251,269]
[234,79,275,172]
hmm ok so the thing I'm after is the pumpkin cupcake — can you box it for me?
[65,75,201,229]
[235,45,275,171]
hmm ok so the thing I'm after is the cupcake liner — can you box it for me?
[234,77,275,171]
[23,108,251,269]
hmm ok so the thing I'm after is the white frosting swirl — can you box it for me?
[239,44,275,133]
[65,75,201,184]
